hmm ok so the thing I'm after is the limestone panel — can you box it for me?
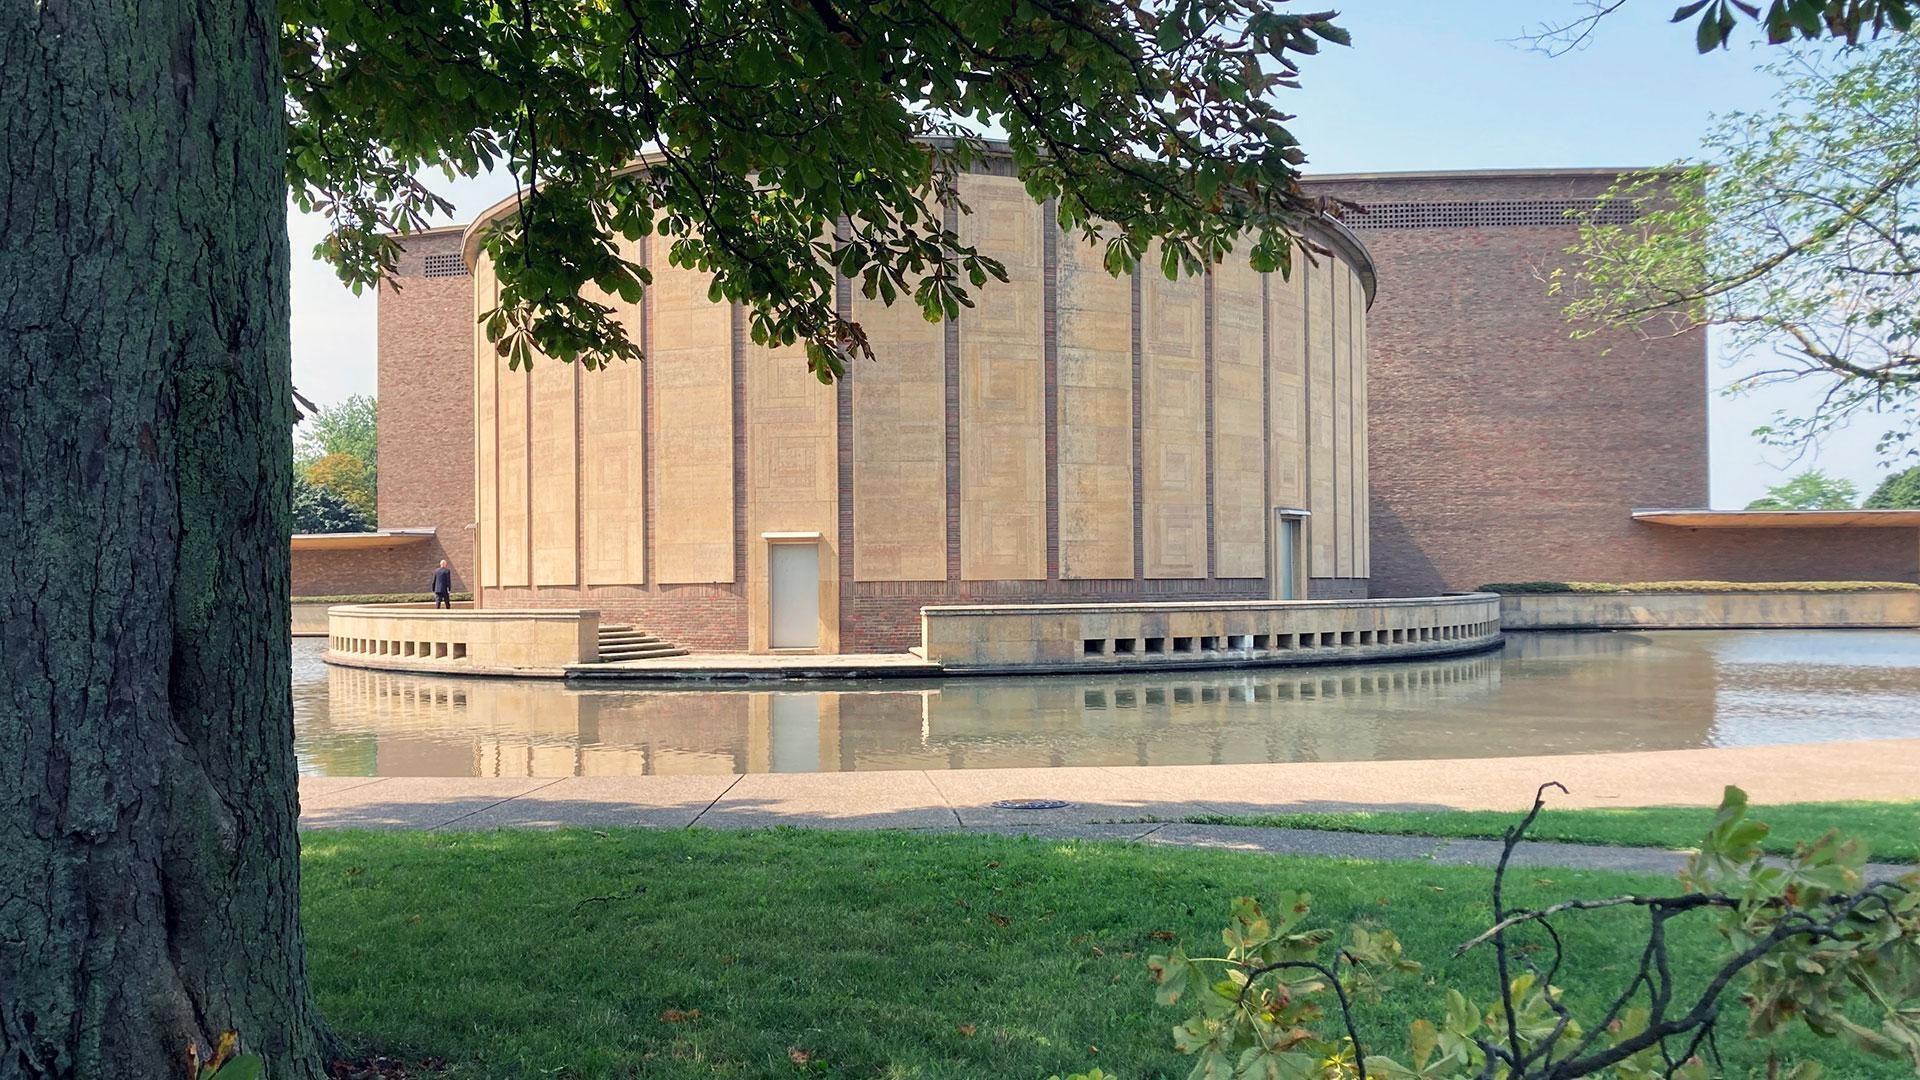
[1268,258,1307,510]
[957,174,1045,581]
[1055,229,1134,579]
[529,355,578,586]
[651,247,735,583]
[495,346,530,588]
[1142,250,1206,579]
[1333,261,1354,579]
[1306,255,1336,577]
[475,254,500,588]
[746,340,839,651]
[580,239,646,586]
[852,285,947,582]
[1212,255,1265,579]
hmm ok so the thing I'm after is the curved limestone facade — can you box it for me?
[464,158,1375,653]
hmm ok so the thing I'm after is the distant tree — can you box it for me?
[1865,465,1920,507]
[296,393,376,478]
[291,474,374,534]
[1745,469,1860,510]
[301,451,377,521]
[1559,37,1920,462]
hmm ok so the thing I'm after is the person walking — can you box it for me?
[431,559,454,609]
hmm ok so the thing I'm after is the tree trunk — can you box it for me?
[0,2,327,1077]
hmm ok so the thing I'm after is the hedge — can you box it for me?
[290,592,474,604]
[1478,580,1920,594]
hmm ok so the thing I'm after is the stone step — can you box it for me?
[590,624,685,663]
[598,640,685,655]
[598,646,690,662]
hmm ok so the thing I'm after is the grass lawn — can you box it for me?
[304,828,1913,1078]
[1166,801,1920,864]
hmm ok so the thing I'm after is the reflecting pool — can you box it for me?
[292,630,1920,777]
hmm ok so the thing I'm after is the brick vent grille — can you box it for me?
[422,251,469,277]
[1341,199,1637,231]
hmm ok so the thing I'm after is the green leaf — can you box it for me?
[210,1055,265,1080]
[1696,5,1725,50]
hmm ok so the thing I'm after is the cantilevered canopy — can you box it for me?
[1632,509,1920,529]
[290,528,437,550]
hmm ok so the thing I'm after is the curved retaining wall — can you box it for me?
[326,603,599,675]
[921,593,1502,673]
[1497,590,1920,630]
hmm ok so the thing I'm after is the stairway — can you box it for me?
[593,624,689,663]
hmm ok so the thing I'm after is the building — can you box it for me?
[335,162,1919,655]
[464,162,1373,652]
[1303,168,1917,595]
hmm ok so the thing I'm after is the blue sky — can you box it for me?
[287,0,1891,506]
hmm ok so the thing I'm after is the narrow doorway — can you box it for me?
[769,542,821,649]
[1273,511,1305,600]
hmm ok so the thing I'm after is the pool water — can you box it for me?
[292,630,1920,777]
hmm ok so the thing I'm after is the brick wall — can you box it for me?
[375,228,475,590]
[292,541,445,597]
[1300,170,1916,594]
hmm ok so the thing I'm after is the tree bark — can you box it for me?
[0,2,327,1077]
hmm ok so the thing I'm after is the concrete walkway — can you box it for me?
[299,738,1920,877]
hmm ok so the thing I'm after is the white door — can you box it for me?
[1274,514,1301,600]
[770,543,820,649]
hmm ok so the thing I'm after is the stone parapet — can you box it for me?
[1497,590,1920,630]
[921,592,1501,672]
[326,603,599,675]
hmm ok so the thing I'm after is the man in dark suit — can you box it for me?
[432,559,454,609]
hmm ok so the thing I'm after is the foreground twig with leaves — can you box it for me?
[1105,785,1920,1080]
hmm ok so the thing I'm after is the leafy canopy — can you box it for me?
[1532,1,1914,55]
[284,0,1353,382]
[1557,36,1920,461]
[292,474,374,534]
[1866,465,1920,508]
[301,452,378,519]
[1745,469,1859,510]
[295,394,377,474]
[1673,0,1913,51]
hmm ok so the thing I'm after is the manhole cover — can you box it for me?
[990,799,1070,810]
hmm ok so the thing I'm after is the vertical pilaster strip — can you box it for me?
[573,349,585,589]
[1043,198,1059,580]
[1349,271,1362,578]
[835,243,854,644]
[639,234,654,589]
[944,197,962,582]
[1203,268,1216,580]
[1130,263,1144,582]
[1261,271,1272,592]
[524,325,535,586]
[1330,263,1341,579]
[732,303,748,591]
[1300,257,1312,591]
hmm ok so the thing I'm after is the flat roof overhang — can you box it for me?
[291,528,437,551]
[1632,509,1920,529]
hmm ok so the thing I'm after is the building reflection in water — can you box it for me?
[292,630,1920,778]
